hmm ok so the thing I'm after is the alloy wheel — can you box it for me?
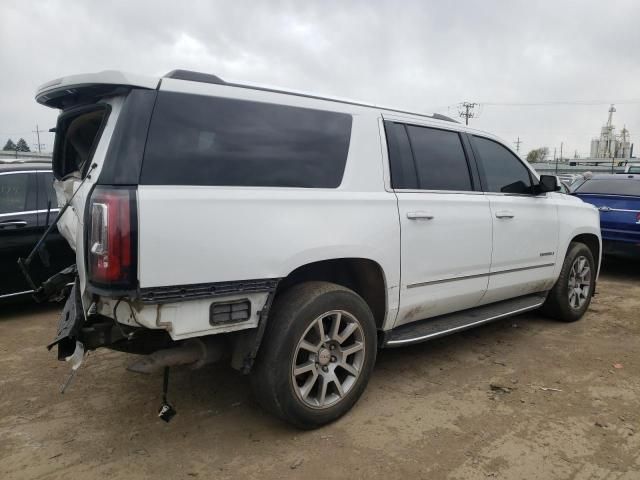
[291,310,365,409]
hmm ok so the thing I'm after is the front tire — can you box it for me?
[251,281,377,429]
[541,242,595,322]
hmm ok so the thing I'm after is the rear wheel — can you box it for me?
[251,281,377,429]
[541,242,595,322]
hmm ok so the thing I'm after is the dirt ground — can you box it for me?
[1,258,639,480]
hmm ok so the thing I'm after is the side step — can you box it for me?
[383,293,547,347]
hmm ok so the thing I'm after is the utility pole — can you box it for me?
[559,142,563,163]
[32,124,46,154]
[514,137,522,152]
[458,102,477,126]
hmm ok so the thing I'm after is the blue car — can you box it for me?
[572,174,640,257]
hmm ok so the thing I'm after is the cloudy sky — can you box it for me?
[1,0,639,159]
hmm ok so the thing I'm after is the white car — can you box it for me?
[36,70,601,428]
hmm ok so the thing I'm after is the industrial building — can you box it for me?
[589,104,633,159]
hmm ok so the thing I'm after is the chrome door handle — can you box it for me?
[598,206,611,212]
[407,211,434,220]
[0,220,27,229]
[495,210,515,219]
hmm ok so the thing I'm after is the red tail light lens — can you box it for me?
[87,186,137,289]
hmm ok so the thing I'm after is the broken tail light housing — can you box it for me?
[87,186,137,291]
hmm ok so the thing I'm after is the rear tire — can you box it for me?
[251,281,377,429]
[541,242,595,322]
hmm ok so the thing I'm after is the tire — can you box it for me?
[250,281,377,429]
[541,242,595,322]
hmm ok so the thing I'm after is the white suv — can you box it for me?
[37,70,601,428]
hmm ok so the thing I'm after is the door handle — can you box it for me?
[598,206,611,212]
[495,210,515,219]
[407,211,434,220]
[0,220,28,229]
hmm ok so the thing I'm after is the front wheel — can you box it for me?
[250,281,377,429]
[541,242,595,322]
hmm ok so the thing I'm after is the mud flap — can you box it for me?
[47,279,84,360]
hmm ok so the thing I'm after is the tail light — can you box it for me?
[87,186,137,289]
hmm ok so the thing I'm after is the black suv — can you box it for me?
[0,161,75,301]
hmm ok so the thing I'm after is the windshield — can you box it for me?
[574,178,640,196]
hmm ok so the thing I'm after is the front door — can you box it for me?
[470,135,559,304]
[385,121,493,327]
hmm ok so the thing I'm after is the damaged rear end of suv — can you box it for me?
[38,72,260,396]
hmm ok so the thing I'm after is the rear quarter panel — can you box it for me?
[137,105,401,330]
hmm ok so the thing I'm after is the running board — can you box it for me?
[383,293,547,347]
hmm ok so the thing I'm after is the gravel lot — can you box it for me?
[1,257,639,479]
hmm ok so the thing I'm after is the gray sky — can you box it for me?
[1,0,639,159]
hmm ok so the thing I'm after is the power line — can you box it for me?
[480,100,640,106]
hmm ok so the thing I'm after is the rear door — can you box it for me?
[387,121,493,327]
[0,171,40,297]
[470,135,559,304]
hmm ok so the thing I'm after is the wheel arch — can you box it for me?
[274,257,388,331]
[569,233,601,278]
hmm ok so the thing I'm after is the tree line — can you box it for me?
[2,138,31,152]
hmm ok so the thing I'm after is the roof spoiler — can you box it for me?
[36,70,159,109]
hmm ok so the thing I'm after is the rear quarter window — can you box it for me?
[141,92,353,188]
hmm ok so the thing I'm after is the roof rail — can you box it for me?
[164,70,226,85]
[163,69,459,123]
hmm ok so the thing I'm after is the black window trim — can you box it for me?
[385,120,480,193]
[469,134,539,196]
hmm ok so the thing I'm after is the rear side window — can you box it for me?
[473,136,533,194]
[141,92,352,188]
[0,173,33,214]
[575,179,640,196]
[406,125,472,191]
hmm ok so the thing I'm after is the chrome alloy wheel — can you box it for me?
[291,310,365,409]
[568,255,592,309]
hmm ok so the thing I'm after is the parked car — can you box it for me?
[0,161,75,302]
[36,70,601,428]
[572,173,640,257]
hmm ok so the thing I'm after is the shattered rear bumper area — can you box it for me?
[47,279,84,359]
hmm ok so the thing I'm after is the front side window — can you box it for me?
[473,136,533,194]
[0,173,30,214]
[141,92,353,188]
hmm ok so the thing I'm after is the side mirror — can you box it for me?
[536,175,560,194]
